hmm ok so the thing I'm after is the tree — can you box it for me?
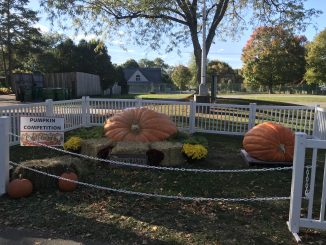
[305,28,326,85]
[138,58,156,68]
[42,0,320,84]
[121,59,139,69]
[207,60,234,84]
[0,0,41,86]
[171,65,192,90]
[241,26,306,93]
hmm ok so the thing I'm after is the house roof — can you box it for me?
[123,68,162,83]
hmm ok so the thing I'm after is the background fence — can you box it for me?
[0,96,322,145]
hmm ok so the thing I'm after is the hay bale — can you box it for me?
[12,156,91,190]
[150,141,185,166]
[80,138,116,159]
[111,142,149,155]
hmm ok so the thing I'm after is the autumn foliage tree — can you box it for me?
[305,28,326,85]
[171,65,192,90]
[42,0,319,84]
[241,26,307,93]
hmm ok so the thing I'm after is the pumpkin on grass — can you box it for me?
[104,107,177,142]
[58,172,78,192]
[243,122,294,162]
[7,175,33,198]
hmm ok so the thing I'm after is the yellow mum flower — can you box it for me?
[182,143,208,160]
[64,136,82,151]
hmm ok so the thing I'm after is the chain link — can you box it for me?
[9,133,293,174]
[305,165,311,198]
[9,161,290,202]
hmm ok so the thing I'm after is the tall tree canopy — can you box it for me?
[171,65,192,90]
[305,28,326,85]
[241,26,307,93]
[42,0,320,84]
[0,0,41,86]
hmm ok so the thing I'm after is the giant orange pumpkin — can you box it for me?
[243,122,294,162]
[104,108,178,142]
[7,177,33,198]
[58,172,78,192]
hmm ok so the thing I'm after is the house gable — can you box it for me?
[128,70,149,83]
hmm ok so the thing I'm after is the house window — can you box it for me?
[136,75,141,81]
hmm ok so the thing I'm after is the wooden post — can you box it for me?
[0,116,10,195]
[288,132,307,241]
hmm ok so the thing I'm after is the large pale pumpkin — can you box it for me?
[243,122,294,162]
[104,108,177,142]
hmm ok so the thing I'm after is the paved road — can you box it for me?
[0,226,109,245]
[0,94,22,107]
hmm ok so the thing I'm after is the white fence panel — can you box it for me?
[139,100,191,130]
[288,133,326,242]
[194,103,251,135]
[0,103,47,145]
[53,99,83,131]
[88,98,138,125]
[313,107,326,140]
[256,105,315,135]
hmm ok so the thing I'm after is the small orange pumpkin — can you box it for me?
[104,107,178,142]
[243,122,294,162]
[58,172,78,192]
[7,176,33,198]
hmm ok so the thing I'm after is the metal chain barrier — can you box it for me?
[9,133,293,174]
[9,161,290,202]
[304,165,312,198]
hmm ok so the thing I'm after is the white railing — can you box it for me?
[313,107,326,140]
[288,133,326,242]
[0,96,321,144]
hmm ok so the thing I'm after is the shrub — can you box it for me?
[182,143,208,160]
[0,87,13,95]
[64,136,82,152]
[183,136,208,148]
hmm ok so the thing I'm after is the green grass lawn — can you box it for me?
[93,93,194,101]
[220,94,326,107]
[2,127,326,244]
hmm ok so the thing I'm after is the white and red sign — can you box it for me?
[20,116,64,146]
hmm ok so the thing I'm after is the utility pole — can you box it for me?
[195,0,210,102]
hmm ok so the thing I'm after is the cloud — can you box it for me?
[218,48,225,52]
[112,39,126,45]
[33,23,49,33]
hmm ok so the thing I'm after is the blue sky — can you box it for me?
[29,0,326,69]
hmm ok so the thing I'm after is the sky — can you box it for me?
[29,0,326,69]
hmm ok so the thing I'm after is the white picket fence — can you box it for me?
[288,132,326,242]
[0,97,322,145]
[1,97,326,240]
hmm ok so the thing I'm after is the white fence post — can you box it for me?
[248,103,257,130]
[82,96,90,127]
[0,116,10,195]
[288,132,307,239]
[313,104,320,139]
[45,99,53,117]
[136,98,143,108]
[189,101,196,133]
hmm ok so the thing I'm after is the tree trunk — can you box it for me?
[5,0,13,88]
[268,84,273,94]
[0,45,8,86]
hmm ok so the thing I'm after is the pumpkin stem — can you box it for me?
[131,124,140,133]
[278,144,286,153]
